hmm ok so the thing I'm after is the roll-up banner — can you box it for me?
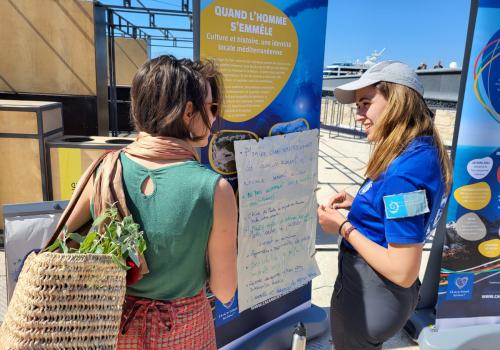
[436,0,500,330]
[198,0,328,347]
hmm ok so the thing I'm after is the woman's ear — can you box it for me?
[182,101,194,125]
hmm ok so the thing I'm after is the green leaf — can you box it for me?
[107,205,118,218]
[79,231,98,252]
[69,232,84,244]
[62,225,69,237]
[61,242,68,254]
[116,224,122,237]
[44,205,147,270]
[123,216,133,225]
[89,235,103,253]
[92,214,107,228]
[45,240,61,252]
[102,240,111,254]
[137,237,146,253]
[128,249,140,266]
[107,224,117,239]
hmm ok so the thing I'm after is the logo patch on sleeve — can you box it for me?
[383,190,430,219]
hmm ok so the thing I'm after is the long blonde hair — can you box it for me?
[365,82,453,193]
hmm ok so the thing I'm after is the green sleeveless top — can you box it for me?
[119,153,220,300]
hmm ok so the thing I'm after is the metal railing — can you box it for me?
[320,97,456,150]
[320,97,365,138]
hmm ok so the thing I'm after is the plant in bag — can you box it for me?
[45,205,147,284]
[0,154,136,349]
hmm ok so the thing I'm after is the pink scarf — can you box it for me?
[92,132,199,217]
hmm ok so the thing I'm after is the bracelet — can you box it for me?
[338,220,349,236]
[343,224,356,240]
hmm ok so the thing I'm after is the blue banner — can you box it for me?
[436,0,500,329]
[200,0,327,189]
[199,0,328,347]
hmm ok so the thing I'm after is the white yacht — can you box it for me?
[323,48,385,78]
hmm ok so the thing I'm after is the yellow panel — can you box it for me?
[47,135,134,200]
[58,148,82,200]
[200,0,298,122]
[42,107,63,133]
[0,0,96,95]
[0,110,38,134]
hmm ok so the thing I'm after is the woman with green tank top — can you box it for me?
[64,55,237,349]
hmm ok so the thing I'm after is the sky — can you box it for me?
[324,0,472,69]
[102,0,472,70]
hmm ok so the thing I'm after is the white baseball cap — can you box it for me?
[334,61,424,104]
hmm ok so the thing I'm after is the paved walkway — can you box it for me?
[0,129,423,349]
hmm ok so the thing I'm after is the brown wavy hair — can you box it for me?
[365,82,452,193]
[130,55,224,141]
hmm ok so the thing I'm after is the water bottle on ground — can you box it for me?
[291,321,306,350]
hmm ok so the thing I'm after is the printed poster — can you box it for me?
[200,0,328,189]
[436,0,500,330]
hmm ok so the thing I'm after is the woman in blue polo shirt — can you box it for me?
[317,61,452,350]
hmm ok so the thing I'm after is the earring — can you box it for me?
[189,131,194,139]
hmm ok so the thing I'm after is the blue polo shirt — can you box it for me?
[346,136,448,249]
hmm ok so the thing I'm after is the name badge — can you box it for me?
[383,190,429,219]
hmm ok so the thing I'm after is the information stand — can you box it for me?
[195,0,329,348]
[408,0,500,347]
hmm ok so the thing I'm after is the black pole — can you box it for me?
[107,9,119,137]
[192,0,200,61]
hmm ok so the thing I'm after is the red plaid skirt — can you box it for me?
[117,289,216,349]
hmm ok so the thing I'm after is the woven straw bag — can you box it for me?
[0,152,126,349]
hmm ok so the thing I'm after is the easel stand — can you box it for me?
[234,304,328,350]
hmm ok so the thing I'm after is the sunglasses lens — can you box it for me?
[211,104,218,116]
